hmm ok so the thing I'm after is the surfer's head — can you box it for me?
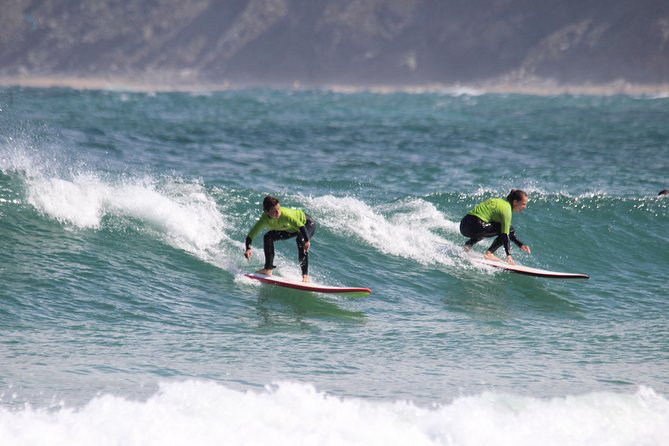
[507,189,529,212]
[263,195,281,218]
[659,189,669,196]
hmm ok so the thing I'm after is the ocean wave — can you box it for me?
[304,194,458,266]
[1,380,667,446]
[1,146,227,250]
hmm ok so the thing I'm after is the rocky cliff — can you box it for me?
[2,0,668,88]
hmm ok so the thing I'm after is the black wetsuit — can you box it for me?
[246,208,317,275]
[460,214,524,256]
[459,197,525,256]
[261,215,316,275]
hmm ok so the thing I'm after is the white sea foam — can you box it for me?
[26,174,227,253]
[1,381,667,446]
[305,195,460,266]
[0,146,228,259]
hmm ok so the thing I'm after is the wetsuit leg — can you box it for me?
[263,230,297,270]
[460,216,523,255]
[487,234,508,254]
[487,225,525,256]
[296,216,317,275]
[460,214,500,247]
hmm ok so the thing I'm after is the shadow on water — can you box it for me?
[252,284,367,327]
[440,264,586,321]
[501,274,586,317]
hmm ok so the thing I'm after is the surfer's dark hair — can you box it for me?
[263,195,280,211]
[506,189,528,203]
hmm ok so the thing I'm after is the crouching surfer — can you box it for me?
[244,195,316,283]
[459,189,532,265]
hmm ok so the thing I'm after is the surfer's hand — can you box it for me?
[303,240,311,253]
[521,245,532,254]
[244,248,253,259]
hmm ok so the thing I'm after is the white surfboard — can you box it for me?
[470,256,589,279]
[244,273,372,297]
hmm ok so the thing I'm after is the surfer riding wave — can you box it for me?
[459,189,532,265]
[244,195,316,283]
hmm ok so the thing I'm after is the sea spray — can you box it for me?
[1,381,668,446]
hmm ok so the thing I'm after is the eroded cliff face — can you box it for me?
[2,0,668,87]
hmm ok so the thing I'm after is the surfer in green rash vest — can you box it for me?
[459,189,532,265]
[244,195,317,283]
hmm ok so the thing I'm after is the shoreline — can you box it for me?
[1,75,668,97]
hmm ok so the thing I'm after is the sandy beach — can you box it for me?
[2,74,668,97]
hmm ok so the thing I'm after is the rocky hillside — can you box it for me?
[2,0,669,87]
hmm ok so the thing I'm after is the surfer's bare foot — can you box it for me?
[463,244,472,252]
[302,275,310,283]
[256,268,273,276]
[484,251,502,262]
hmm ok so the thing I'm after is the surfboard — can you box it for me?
[244,273,373,297]
[471,256,590,279]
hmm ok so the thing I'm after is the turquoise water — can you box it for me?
[1,87,668,445]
